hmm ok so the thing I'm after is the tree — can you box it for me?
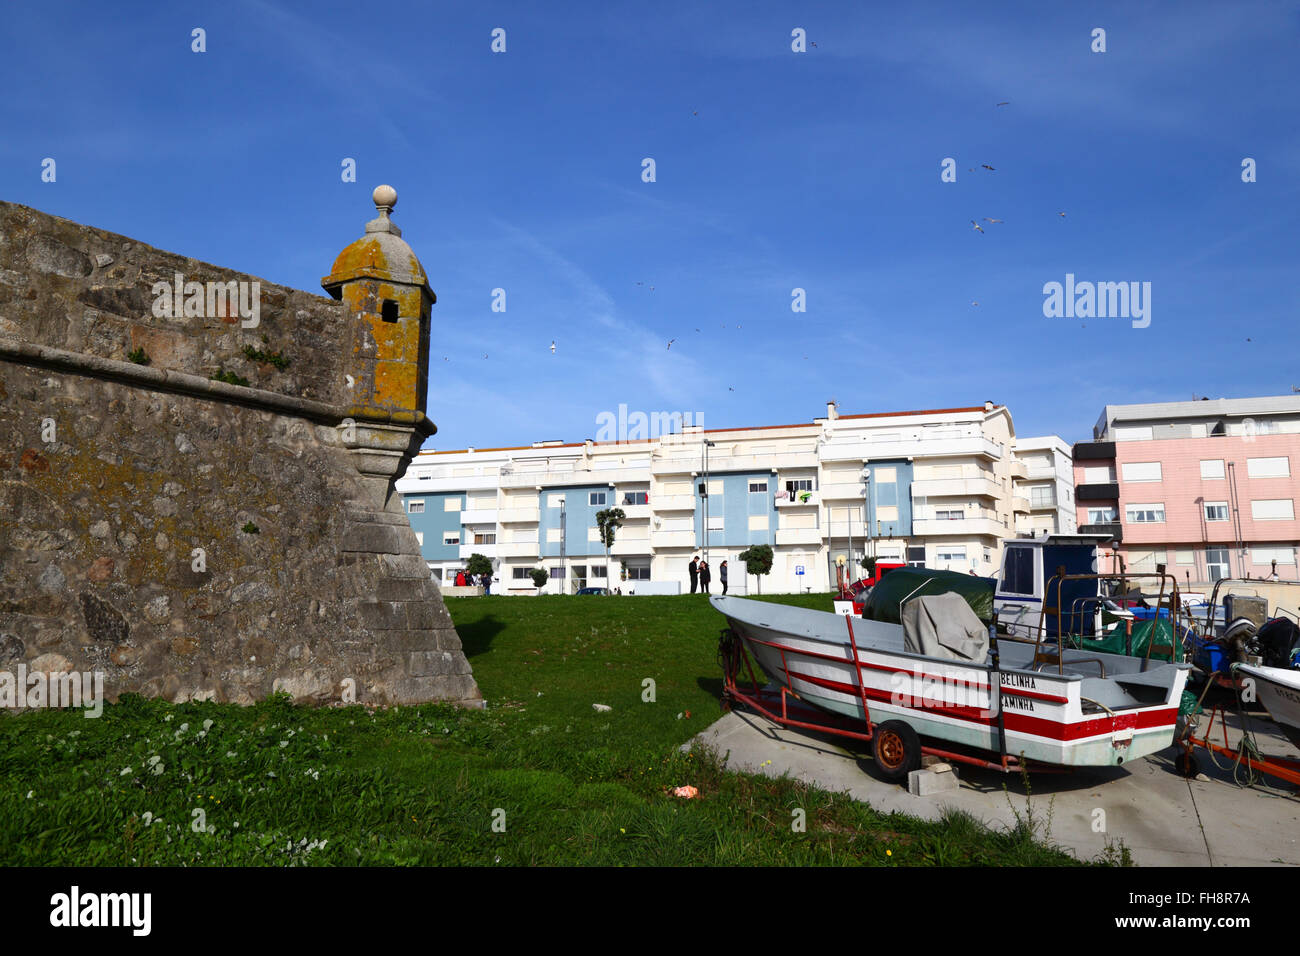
[530,567,549,594]
[737,544,774,594]
[861,555,877,578]
[466,553,493,579]
[595,507,625,594]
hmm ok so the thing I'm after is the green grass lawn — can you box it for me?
[0,593,1104,866]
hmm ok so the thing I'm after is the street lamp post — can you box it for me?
[862,467,872,577]
[560,496,567,594]
[702,440,716,567]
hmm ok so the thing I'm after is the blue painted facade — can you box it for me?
[865,459,913,538]
[694,471,777,548]
[538,484,613,558]
[403,491,465,562]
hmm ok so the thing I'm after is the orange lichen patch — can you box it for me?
[372,360,420,408]
[20,449,49,472]
[367,317,421,363]
[321,237,430,292]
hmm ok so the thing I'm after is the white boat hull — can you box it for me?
[713,595,1189,768]
[1236,664,1300,750]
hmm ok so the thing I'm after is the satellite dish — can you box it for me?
[862,468,871,479]
[835,554,847,565]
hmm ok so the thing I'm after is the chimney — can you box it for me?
[827,400,838,421]
[984,400,994,412]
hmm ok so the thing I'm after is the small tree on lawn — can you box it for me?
[861,555,877,580]
[466,553,493,580]
[595,507,625,594]
[738,544,774,595]
[530,567,549,594]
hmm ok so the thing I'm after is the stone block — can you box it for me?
[908,767,959,796]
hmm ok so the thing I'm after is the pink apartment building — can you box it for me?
[1073,396,1300,584]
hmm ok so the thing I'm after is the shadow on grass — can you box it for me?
[456,615,506,658]
[695,676,725,702]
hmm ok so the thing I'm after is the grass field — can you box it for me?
[0,593,1107,865]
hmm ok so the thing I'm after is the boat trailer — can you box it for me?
[717,613,1068,781]
[1174,676,1300,790]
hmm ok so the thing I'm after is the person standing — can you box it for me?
[688,556,699,594]
[699,560,711,594]
[481,572,492,595]
[720,560,728,595]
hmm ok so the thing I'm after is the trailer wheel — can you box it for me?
[872,720,921,781]
[1175,750,1199,779]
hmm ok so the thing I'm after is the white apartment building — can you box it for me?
[398,401,1048,595]
[1011,435,1077,536]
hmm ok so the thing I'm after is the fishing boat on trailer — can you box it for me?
[712,593,1191,777]
[1234,664,1300,750]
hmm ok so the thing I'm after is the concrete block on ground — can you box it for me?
[908,767,959,796]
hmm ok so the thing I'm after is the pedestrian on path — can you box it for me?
[689,556,699,594]
[699,560,711,594]
[720,560,728,595]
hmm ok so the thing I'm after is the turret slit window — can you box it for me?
[381,300,399,322]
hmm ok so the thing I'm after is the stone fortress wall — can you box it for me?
[0,189,481,707]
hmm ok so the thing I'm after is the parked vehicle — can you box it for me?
[576,587,611,596]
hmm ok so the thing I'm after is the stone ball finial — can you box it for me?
[372,184,397,211]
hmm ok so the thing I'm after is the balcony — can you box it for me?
[1012,495,1031,513]
[610,537,651,557]
[1075,482,1119,501]
[1072,441,1116,461]
[498,540,540,558]
[912,516,1007,538]
[650,450,811,476]
[460,507,499,525]
[650,529,697,549]
[910,476,1000,499]
[1028,494,1057,511]
[821,434,1006,463]
[775,527,823,546]
[820,481,866,501]
[1009,460,1029,480]
[459,543,499,560]
[652,495,696,511]
[498,506,540,524]
[617,504,651,520]
[1078,522,1122,542]
[776,491,819,507]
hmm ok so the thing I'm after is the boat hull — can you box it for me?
[713,595,1189,768]
[1236,664,1300,750]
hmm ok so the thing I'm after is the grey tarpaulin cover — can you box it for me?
[902,592,990,662]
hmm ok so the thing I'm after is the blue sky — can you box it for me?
[3,1,1298,450]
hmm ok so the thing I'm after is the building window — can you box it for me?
[906,545,926,568]
[786,479,814,494]
[444,498,461,512]
[934,509,963,520]
[1200,459,1225,480]
[1121,462,1162,482]
[1204,501,1229,522]
[1030,486,1056,507]
[623,491,648,505]
[443,531,460,546]
[1128,549,1168,572]
[876,506,899,521]
[589,491,607,506]
[1251,547,1296,566]
[1086,506,1118,523]
[749,480,768,494]
[551,567,566,579]
[1206,548,1230,582]
[547,528,562,543]
[1251,499,1295,521]
[744,515,763,531]
[1083,465,1115,483]
[591,564,607,578]
[512,567,532,580]
[937,546,966,563]
[626,566,651,581]
[408,500,425,513]
[1125,503,1165,523]
[1175,549,1195,565]
[1247,457,1290,479]
[473,532,496,545]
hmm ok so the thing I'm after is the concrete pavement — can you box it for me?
[689,697,1300,866]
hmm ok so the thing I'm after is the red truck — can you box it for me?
[837,561,908,614]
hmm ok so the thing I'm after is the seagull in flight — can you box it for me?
[971,220,984,233]
[667,338,675,350]
[550,341,555,354]
[981,164,995,171]
[982,217,1003,223]
[996,101,1009,106]
[1058,211,1066,218]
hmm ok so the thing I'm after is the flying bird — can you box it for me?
[982,217,1003,223]
[1058,212,1066,218]
[692,110,698,116]
[971,301,980,306]
[550,340,555,354]
[971,220,984,233]
[728,386,735,391]
[483,353,488,359]
[667,338,675,350]
[981,164,995,171]
[996,101,1009,106]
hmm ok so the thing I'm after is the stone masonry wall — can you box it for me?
[0,200,480,707]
